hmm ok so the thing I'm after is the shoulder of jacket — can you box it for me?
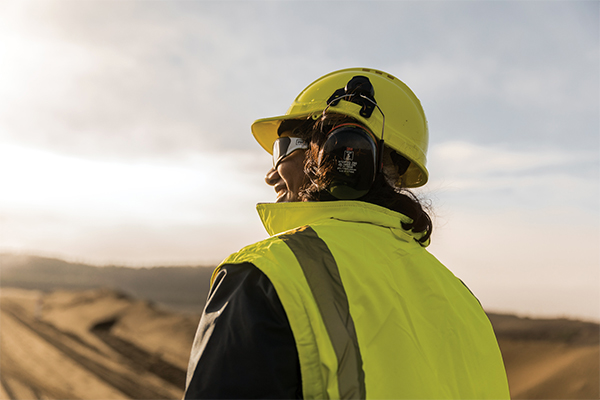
[221,229,305,266]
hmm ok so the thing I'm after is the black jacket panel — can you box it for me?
[184,262,302,399]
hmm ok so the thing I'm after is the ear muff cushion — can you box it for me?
[318,125,378,199]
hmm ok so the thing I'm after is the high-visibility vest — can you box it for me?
[216,201,510,399]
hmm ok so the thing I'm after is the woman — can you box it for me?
[184,68,510,399]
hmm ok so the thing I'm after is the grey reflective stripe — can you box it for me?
[280,226,366,400]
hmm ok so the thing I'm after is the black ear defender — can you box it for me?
[320,75,386,200]
[318,123,378,200]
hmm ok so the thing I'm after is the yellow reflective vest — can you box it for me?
[215,201,510,399]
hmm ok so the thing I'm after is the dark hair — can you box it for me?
[282,114,433,245]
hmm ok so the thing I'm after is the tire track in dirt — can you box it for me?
[91,318,186,389]
[0,341,74,400]
[0,305,97,400]
[1,302,176,399]
[0,370,18,400]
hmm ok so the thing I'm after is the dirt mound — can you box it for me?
[0,288,199,399]
[487,313,599,399]
[488,313,599,345]
[1,288,598,399]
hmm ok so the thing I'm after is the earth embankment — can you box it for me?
[1,288,598,399]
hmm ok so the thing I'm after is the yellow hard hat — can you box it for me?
[251,67,429,187]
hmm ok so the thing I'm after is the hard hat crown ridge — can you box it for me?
[252,67,429,187]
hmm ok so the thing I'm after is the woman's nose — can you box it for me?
[265,166,279,186]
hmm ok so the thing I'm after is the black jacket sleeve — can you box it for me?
[184,262,302,399]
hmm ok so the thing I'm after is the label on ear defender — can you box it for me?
[338,148,358,175]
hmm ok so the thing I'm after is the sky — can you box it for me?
[0,0,598,321]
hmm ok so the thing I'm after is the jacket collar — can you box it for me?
[256,201,429,246]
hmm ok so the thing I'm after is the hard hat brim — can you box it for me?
[251,112,315,155]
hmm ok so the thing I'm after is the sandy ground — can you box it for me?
[499,339,599,399]
[0,288,196,399]
[1,288,598,399]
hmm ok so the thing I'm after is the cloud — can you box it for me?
[428,206,600,321]
[418,140,599,321]
[0,143,271,220]
[430,141,595,176]
[0,143,274,264]
[0,2,275,158]
[386,2,598,150]
[417,141,599,215]
[2,1,596,161]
